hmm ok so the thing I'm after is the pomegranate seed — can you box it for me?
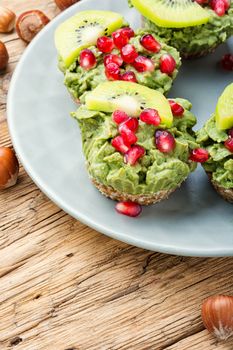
[115,201,142,217]
[140,34,161,53]
[168,100,184,117]
[121,71,138,83]
[223,0,230,10]
[111,136,130,154]
[79,49,96,70]
[189,148,209,162]
[140,108,161,126]
[123,117,139,132]
[124,145,145,165]
[112,110,129,124]
[221,54,233,71]
[121,27,135,39]
[228,128,233,138]
[212,0,226,15]
[119,124,137,146]
[97,36,114,53]
[195,0,208,4]
[104,54,123,67]
[121,44,138,64]
[224,138,233,152]
[105,63,120,80]
[112,30,129,49]
[155,130,176,153]
[133,55,155,72]
[160,54,176,75]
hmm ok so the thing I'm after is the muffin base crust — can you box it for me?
[207,172,233,203]
[92,178,181,205]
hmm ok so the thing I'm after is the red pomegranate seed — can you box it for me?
[155,130,176,153]
[97,36,114,53]
[228,128,233,138]
[140,34,161,53]
[79,49,96,70]
[223,0,230,10]
[189,148,209,162]
[168,100,184,117]
[213,0,226,15]
[121,44,138,64]
[112,30,129,49]
[160,54,176,75]
[104,54,123,67]
[105,63,120,80]
[111,136,130,154]
[221,54,233,71]
[123,117,139,132]
[112,110,129,124]
[121,71,138,83]
[133,55,155,72]
[124,145,145,165]
[115,201,142,217]
[195,0,208,4]
[119,124,137,146]
[140,108,161,126]
[224,138,233,152]
[121,27,135,39]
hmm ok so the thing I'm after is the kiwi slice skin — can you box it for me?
[85,81,173,128]
[216,83,233,131]
[55,10,125,67]
[131,0,210,28]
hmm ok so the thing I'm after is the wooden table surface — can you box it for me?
[1,1,233,349]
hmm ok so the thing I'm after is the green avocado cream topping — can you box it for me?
[141,4,233,56]
[58,28,181,101]
[196,115,233,189]
[72,98,198,195]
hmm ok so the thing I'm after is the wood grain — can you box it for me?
[0,1,233,349]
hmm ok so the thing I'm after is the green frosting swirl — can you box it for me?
[139,4,233,57]
[73,98,198,195]
[196,115,233,189]
[58,28,181,100]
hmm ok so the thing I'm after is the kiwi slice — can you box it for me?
[131,0,210,28]
[55,10,124,67]
[216,83,233,130]
[85,81,173,127]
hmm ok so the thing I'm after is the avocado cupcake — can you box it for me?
[196,83,233,203]
[129,0,233,59]
[72,81,200,206]
[55,10,181,102]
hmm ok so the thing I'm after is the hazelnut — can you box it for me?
[0,147,19,190]
[0,41,9,70]
[0,6,16,33]
[201,295,233,341]
[54,0,79,11]
[16,10,50,43]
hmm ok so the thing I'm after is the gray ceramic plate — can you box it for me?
[7,0,233,257]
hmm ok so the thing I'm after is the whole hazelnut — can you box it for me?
[0,147,19,189]
[0,6,16,33]
[54,0,79,11]
[16,10,50,43]
[0,41,9,70]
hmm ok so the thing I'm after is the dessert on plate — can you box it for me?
[129,0,233,58]
[196,83,233,203]
[55,10,181,102]
[72,81,200,205]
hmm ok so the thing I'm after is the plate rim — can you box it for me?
[7,0,233,257]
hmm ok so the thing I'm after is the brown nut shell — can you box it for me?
[0,6,16,33]
[201,295,233,341]
[16,10,50,43]
[0,41,9,70]
[0,147,19,190]
[54,0,79,11]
